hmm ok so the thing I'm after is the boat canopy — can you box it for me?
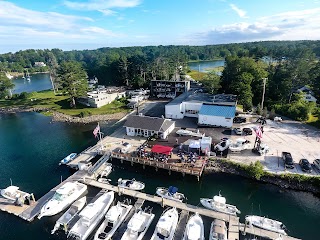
[168,186,178,195]
[189,140,200,149]
[213,195,226,204]
[151,145,173,155]
[80,201,104,221]
[128,213,145,231]
[56,182,76,195]
[187,223,201,240]
[4,186,19,194]
[106,206,121,222]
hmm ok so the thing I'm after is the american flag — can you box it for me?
[93,124,100,138]
[252,126,263,139]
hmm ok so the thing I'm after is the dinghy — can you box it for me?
[60,153,77,165]
[245,215,288,235]
[200,194,240,215]
[182,213,205,240]
[156,186,185,202]
[118,178,145,191]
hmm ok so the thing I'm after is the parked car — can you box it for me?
[234,127,242,135]
[274,116,283,122]
[121,142,132,153]
[313,159,320,171]
[299,159,312,173]
[256,117,267,125]
[282,152,294,169]
[243,128,253,135]
[233,116,246,123]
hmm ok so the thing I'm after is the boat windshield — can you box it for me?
[52,192,66,201]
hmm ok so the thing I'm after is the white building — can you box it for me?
[78,89,126,108]
[165,91,236,128]
[150,80,190,99]
[34,62,46,67]
[296,86,317,103]
[124,115,175,139]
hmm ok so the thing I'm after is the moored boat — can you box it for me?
[68,191,115,240]
[99,163,112,178]
[51,196,86,234]
[60,153,77,165]
[209,219,227,240]
[120,208,155,240]
[200,194,240,215]
[245,215,288,235]
[156,186,185,202]
[0,185,31,202]
[150,207,179,240]
[94,200,133,240]
[182,213,205,240]
[38,181,87,219]
[118,178,145,191]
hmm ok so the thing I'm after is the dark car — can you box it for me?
[282,152,294,169]
[243,128,253,135]
[299,159,312,173]
[233,116,246,123]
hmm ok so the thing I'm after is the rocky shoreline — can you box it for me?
[205,159,320,196]
[0,107,127,123]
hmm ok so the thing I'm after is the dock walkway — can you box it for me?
[174,210,189,239]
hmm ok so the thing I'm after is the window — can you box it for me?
[185,109,199,114]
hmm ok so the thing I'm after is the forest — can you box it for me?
[0,40,319,122]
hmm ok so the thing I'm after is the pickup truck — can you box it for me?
[282,152,294,169]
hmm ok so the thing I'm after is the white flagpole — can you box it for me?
[98,122,103,153]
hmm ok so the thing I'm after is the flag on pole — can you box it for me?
[252,126,263,139]
[93,124,100,138]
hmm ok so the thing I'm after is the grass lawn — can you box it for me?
[0,90,129,116]
[306,114,320,128]
[188,70,207,81]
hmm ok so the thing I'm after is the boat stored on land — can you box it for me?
[245,215,288,235]
[0,185,31,202]
[118,178,145,191]
[38,181,87,219]
[68,191,115,240]
[94,200,133,240]
[182,213,205,240]
[60,153,77,165]
[209,219,227,240]
[200,194,240,216]
[150,207,179,240]
[120,208,155,240]
[156,186,185,202]
[51,196,86,234]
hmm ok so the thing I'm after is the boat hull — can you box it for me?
[118,179,145,191]
[150,208,179,240]
[200,198,240,215]
[156,188,185,202]
[245,215,287,235]
[183,213,205,240]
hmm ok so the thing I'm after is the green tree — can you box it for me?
[202,71,221,94]
[56,61,88,107]
[0,72,14,99]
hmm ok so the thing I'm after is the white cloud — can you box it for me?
[98,9,117,16]
[64,0,141,11]
[229,3,248,18]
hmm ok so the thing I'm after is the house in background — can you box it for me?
[150,80,190,99]
[34,62,46,67]
[124,115,175,139]
[296,86,317,103]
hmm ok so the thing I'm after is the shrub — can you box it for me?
[18,92,30,99]
[246,161,265,180]
[79,110,92,118]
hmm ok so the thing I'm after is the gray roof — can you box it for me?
[124,115,175,132]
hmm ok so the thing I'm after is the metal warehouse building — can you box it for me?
[165,90,236,128]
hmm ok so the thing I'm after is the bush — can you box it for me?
[246,161,265,180]
[79,110,92,118]
[19,92,30,99]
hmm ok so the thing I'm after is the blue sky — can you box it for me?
[1,0,320,53]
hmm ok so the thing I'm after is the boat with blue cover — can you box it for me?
[156,186,185,202]
[60,153,77,165]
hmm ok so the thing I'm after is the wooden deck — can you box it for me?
[0,193,35,219]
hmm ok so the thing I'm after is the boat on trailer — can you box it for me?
[200,194,240,216]
[0,185,31,202]
[245,215,288,235]
[156,186,185,202]
[51,196,86,234]
[118,178,145,191]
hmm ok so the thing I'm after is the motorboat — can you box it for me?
[200,194,240,216]
[182,213,205,240]
[68,191,115,240]
[120,208,155,240]
[94,201,133,240]
[245,215,288,235]
[0,185,30,202]
[150,207,179,240]
[60,153,77,165]
[209,219,227,240]
[51,196,86,234]
[156,186,185,202]
[38,181,87,219]
[228,138,251,152]
[118,178,145,191]
[176,129,192,136]
[99,163,112,178]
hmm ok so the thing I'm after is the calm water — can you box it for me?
[12,73,52,94]
[0,113,319,240]
[188,60,225,72]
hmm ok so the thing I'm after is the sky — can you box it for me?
[1,0,320,53]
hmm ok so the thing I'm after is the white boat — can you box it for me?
[228,138,251,152]
[200,194,240,216]
[38,181,87,219]
[150,207,179,240]
[156,186,185,202]
[68,191,115,240]
[99,163,112,178]
[118,178,145,191]
[51,196,86,234]
[60,153,77,165]
[120,208,155,240]
[209,219,227,240]
[94,201,133,240]
[182,213,205,240]
[245,215,288,235]
[26,71,31,81]
[176,129,192,136]
[0,185,30,201]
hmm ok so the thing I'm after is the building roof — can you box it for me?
[124,115,175,132]
[151,145,173,155]
[199,104,236,118]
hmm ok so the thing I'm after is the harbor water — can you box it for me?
[12,73,52,94]
[0,112,319,239]
[188,60,225,72]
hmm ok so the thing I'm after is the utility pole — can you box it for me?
[261,78,267,110]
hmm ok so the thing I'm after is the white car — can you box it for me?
[121,142,132,153]
[176,129,192,136]
[234,127,242,135]
[274,116,282,122]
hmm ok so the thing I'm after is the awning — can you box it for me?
[189,140,200,149]
[151,145,173,155]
